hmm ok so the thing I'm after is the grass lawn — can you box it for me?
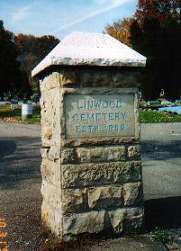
[0,104,40,124]
[140,110,181,123]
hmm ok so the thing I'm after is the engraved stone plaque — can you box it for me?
[65,93,136,139]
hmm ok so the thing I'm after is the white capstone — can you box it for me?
[32,32,146,77]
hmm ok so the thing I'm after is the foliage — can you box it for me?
[16,34,59,73]
[150,227,170,244]
[15,34,60,94]
[136,0,180,25]
[140,110,181,123]
[130,0,181,99]
[106,0,181,100]
[105,18,134,46]
[0,19,60,97]
[0,21,28,97]
[0,104,40,124]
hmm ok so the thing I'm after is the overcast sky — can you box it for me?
[0,0,137,39]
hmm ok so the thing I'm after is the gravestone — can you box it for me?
[32,32,146,240]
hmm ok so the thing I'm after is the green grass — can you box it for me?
[140,110,181,123]
[0,104,40,124]
[149,227,171,244]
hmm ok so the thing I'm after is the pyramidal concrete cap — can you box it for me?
[32,32,147,77]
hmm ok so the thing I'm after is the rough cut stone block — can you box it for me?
[41,159,53,181]
[40,147,49,159]
[41,200,54,230]
[76,146,126,163]
[111,71,141,87]
[54,208,63,237]
[42,126,53,147]
[41,201,62,238]
[63,188,87,214]
[40,72,60,91]
[79,70,140,88]
[62,161,142,188]
[108,207,144,234]
[63,210,106,235]
[48,146,60,161]
[108,208,126,233]
[59,68,139,88]
[80,70,112,87]
[123,182,143,206]
[128,145,141,160]
[61,148,76,164]
[60,70,80,86]
[88,185,123,209]
[41,87,60,147]
[41,159,61,186]
[124,207,144,233]
[41,146,60,161]
[41,180,62,208]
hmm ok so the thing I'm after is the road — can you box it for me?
[0,122,181,250]
[141,123,181,230]
[0,122,42,251]
[142,123,181,200]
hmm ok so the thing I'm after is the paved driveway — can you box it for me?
[141,123,181,230]
[0,122,42,251]
[142,123,181,200]
[0,122,181,250]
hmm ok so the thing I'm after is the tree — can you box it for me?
[15,34,60,93]
[106,0,181,99]
[0,20,25,97]
[130,0,181,99]
[105,18,134,46]
[136,0,180,24]
[0,20,60,97]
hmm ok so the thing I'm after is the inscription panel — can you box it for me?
[65,94,135,139]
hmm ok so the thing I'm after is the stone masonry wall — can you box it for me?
[40,67,144,239]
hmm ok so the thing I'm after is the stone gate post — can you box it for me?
[32,32,146,240]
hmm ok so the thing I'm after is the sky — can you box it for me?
[0,0,137,40]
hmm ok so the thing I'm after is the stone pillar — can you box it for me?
[32,32,146,240]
